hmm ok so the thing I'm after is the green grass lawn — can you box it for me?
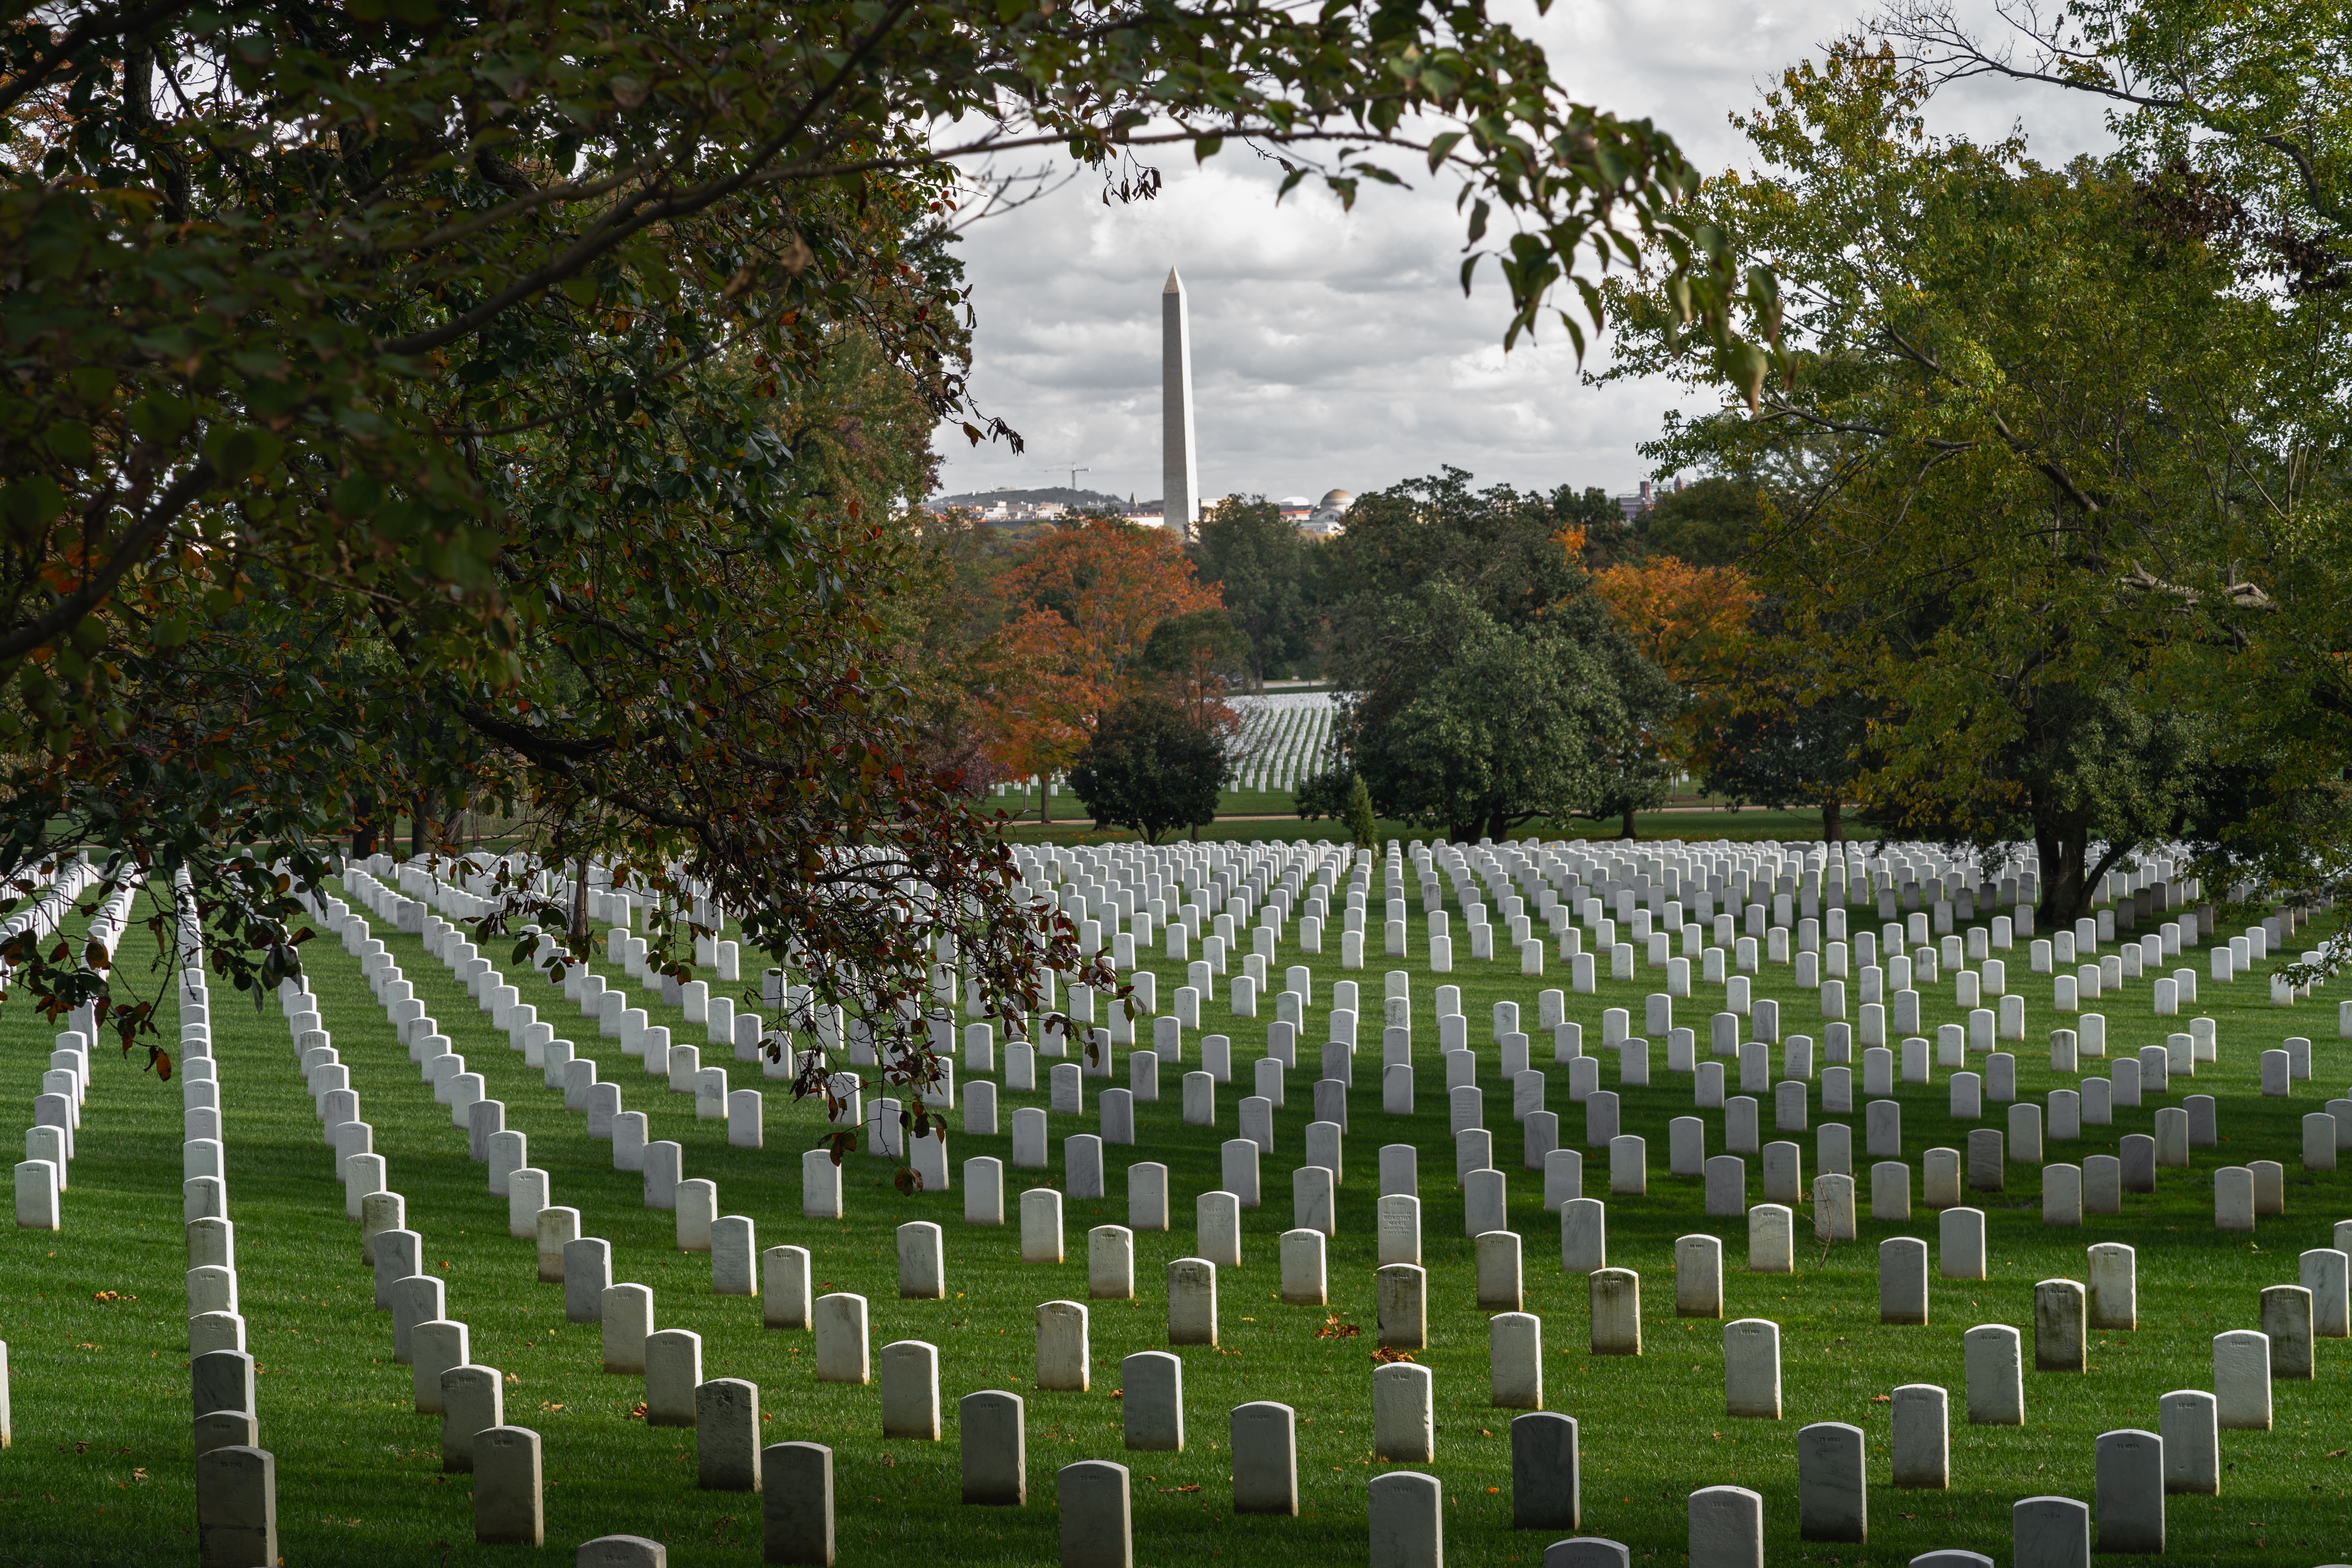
[3,861,2348,1566]
[989,782,1310,823]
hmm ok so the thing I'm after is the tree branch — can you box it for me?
[2117,564,2275,611]
[1760,395,1976,452]
[1872,0,2188,111]
[403,158,659,253]
[2257,132,2352,230]
[380,0,923,358]
[0,0,194,117]
[1985,409,2101,515]
[0,457,213,665]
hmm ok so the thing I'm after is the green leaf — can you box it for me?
[128,395,195,446]
[39,421,94,467]
[332,474,387,518]
[204,427,285,481]
[0,478,65,539]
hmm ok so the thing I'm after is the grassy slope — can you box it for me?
[1,870,2347,1566]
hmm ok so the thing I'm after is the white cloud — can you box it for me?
[931,0,2115,505]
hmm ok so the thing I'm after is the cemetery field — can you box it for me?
[6,862,2352,1566]
[996,809,1840,848]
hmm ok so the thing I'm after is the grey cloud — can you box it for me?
[932,0,2115,506]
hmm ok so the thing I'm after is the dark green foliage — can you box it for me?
[1141,606,1253,700]
[1293,765,1357,821]
[1345,583,1637,843]
[1345,772,1380,849]
[1701,692,1874,841]
[1560,483,1646,570]
[1188,499,1332,678]
[1329,468,1592,631]
[1327,471,1679,842]
[1635,476,1767,567]
[0,0,1774,1050]
[1069,694,1228,843]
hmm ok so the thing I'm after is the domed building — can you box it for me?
[1301,488,1354,537]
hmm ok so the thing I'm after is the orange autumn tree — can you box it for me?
[982,518,1223,820]
[1591,556,1759,769]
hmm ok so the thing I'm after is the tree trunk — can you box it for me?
[1620,803,1638,840]
[1039,776,1052,826]
[2035,823,2084,927]
[1821,796,1843,843]
[571,854,591,948]
[410,794,428,858]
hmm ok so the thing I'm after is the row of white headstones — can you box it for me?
[313,863,1628,1561]
[977,838,2352,1561]
[353,846,2352,1438]
[114,840,2339,1567]
[6,871,140,1460]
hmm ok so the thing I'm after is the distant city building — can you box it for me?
[920,486,1119,526]
[1300,489,1353,538]
[1612,477,1684,522]
[973,498,1063,521]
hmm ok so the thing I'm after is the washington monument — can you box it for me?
[1162,267,1199,536]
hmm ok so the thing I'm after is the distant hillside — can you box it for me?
[929,486,1142,511]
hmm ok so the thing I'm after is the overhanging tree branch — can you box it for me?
[0,457,213,665]
[0,0,192,117]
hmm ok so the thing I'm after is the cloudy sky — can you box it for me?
[928,0,2114,507]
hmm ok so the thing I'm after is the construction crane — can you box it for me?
[1041,464,1091,493]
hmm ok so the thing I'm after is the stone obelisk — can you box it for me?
[1161,268,1199,537]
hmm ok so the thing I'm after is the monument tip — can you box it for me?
[1163,267,1183,294]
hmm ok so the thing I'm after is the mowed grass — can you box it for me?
[2,870,2350,1566]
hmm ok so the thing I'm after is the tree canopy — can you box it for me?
[1188,497,1331,679]
[979,517,1220,820]
[1323,472,1677,842]
[0,0,1771,1082]
[1610,41,2339,919]
[1068,692,1227,845]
